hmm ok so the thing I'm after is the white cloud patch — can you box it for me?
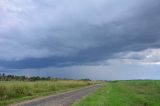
[116,49,160,65]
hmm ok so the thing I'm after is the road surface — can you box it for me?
[10,84,101,106]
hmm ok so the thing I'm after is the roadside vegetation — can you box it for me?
[73,80,160,106]
[0,74,95,106]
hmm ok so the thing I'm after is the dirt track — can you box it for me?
[10,84,101,106]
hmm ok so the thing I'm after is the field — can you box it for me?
[73,80,160,106]
[0,80,93,106]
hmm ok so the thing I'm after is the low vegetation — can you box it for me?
[73,80,160,106]
[0,79,94,106]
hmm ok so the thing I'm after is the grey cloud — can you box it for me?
[0,0,160,68]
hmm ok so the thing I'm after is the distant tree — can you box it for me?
[80,79,91,81]
[2,73,5,77]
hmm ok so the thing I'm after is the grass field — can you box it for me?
[0,80,93,106]
[73,80,160,106]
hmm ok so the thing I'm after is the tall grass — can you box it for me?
[0,80,93,106]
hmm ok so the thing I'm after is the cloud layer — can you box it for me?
[0,0,160,69]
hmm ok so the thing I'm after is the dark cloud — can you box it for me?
[0,0,160,69]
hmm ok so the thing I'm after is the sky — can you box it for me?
[0,0,160,80]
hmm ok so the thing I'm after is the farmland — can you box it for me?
[73,80,160,106]
[0,80,93,106]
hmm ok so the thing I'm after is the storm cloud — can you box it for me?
[0,0,160,69]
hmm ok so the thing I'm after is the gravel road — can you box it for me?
[10,84,101,106]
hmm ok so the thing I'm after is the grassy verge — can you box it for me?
[73,80,160,106]
[0,80,94,106]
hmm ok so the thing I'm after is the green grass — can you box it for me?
[0,80,94,106]
[73,80,160,106]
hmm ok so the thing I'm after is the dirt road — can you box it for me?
[10,84,101,106]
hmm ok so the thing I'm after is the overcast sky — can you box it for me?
[0,0,160,80]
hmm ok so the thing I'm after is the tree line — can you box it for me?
[0,73,92,81]
[0,73,52,81]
